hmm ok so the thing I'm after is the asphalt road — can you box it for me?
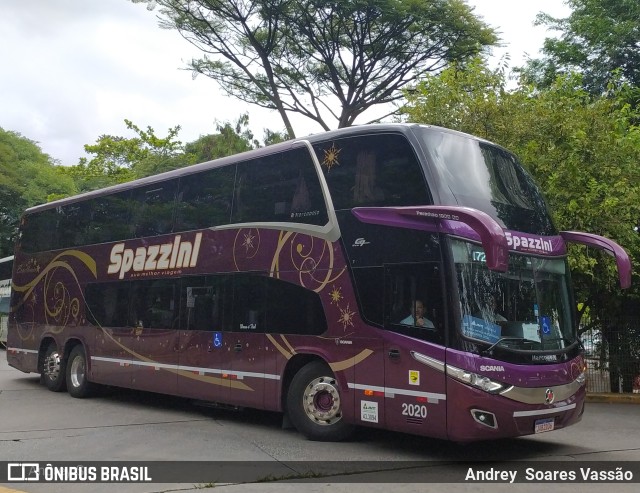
[1,348,639,493]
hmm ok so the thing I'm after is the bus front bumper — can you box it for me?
[446,378,586,442]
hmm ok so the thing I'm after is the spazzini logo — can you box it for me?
[108,233,202,279]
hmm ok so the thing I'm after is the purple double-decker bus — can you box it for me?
[7,124,631,442]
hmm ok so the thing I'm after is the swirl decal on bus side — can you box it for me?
[266,334,373,373]
[11,250,97,338]
[269,230,346,293]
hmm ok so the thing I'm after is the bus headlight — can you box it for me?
[446,365,510,394]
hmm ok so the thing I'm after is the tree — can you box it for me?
[132,0,497,137]
[62,119,189,193]
[403,61,640,391]
[185,113,289,162]
[185,113,258,162]
[519,0,640,95]
[0,128,77,257]
[403,61,640,279]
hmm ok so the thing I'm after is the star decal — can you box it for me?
[338,303,355,329]
[329,285,343,305]
[322,143,341,171]
[242,231,256,252]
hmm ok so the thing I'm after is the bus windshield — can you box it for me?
[452,239,576,355]
[419,127,556,235]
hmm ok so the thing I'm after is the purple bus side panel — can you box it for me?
[8,228,385,429]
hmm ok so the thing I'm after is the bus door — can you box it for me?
[382,264,448,440]
[349,266,387,430]
[178,276,230,403]
[129,279,180,395]
[225,275,266,409]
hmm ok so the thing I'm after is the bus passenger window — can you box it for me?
[314,133,430,211]
[264,277,327,335]
[20,208,60,253]
[186,287,213,331]
[85,282,130,328]
[131,182,178,238]
[87,192,133,244]
[231,275,266,332]
[180,276,229,332]
[58,203,92,248]
[129,280,179,329]
[353,150,384,205]
[351,267,384,326]
[291,173,311,213]
[231,149,328,225]
[175,166,235,231]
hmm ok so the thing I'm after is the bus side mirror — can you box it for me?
[352,205,509,272]
[560,231,632,289]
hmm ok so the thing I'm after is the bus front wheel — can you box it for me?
[66,345,95,398]
[286,361,354,441]
[42,343,67,393]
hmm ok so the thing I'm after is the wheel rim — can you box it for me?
[70,355,85,389]
[44,351,61,381]
[303,376,342,425]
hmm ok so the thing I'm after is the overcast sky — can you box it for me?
[0,0,571,166]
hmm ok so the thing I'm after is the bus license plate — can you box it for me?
[534,418,555,433]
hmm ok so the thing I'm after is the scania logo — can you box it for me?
[544,388,555,404]
[336,339,353,345]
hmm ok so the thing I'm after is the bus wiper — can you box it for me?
[481,337,528,356]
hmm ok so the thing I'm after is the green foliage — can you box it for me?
[131,0,497,135]
[403,60,640,390]
[185,114,258,163]
[0,114,284,257]
[0,128,77,257]
[519,0,640,95]
[402,59,640,319]
[61,119,190,192]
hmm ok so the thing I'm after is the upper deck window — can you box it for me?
[175,166,235,231]
[313,133,430,211]
[419,128,556,235]
[422,129,555,235]
[132,181,178,238]
[231,147,328,226]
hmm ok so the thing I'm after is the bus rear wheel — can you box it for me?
[66,345,95,398]
[286,361,354,441]
[42,342,67,392]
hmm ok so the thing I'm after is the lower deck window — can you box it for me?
[85,274,327,336]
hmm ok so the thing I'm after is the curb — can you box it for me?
[586,392,640,404]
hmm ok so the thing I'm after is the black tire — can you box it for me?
[41,342,67,392]
[66,345,95,398]
[286,361,354,441]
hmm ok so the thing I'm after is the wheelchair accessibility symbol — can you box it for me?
[213,332,223,348]
[541,316,551,335]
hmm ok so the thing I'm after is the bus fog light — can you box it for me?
[471,409,497,429]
